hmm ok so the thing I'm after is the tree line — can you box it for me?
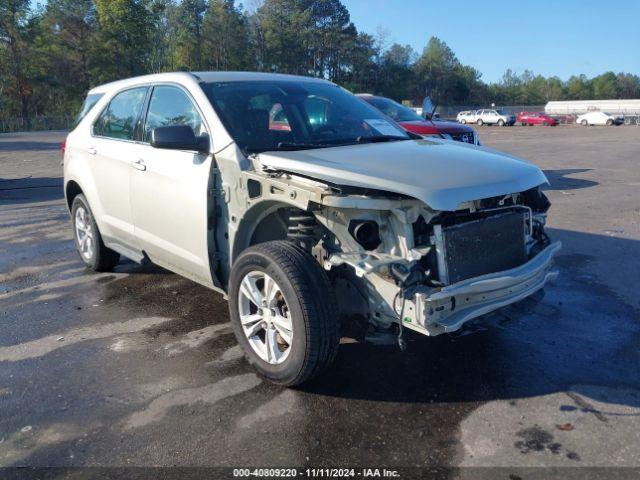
[1,0,639,122]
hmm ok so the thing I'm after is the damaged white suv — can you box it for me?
[64,72,560,386]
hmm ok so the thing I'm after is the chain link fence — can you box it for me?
[0,116,74,134]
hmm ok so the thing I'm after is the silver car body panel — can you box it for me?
[258,139,547,211]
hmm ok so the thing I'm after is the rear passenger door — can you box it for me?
[130,84,214,285]
[90,86,148,256]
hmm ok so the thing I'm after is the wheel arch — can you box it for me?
[230,199,309,266]
[65,180,83,212]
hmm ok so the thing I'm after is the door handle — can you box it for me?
[87,147,97,155]
[131,159,146,171]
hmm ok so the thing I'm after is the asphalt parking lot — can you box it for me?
[1,126,639,472]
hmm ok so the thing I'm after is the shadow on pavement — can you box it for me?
[0,141,62,152]
[0,176,63,204]
[543,169,598,191]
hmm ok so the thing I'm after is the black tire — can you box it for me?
[497,119,505,126]
[581,119,588,126]
[521,121,526,126]
[460,119,466,124]
[71,194,120,271]
[606,119,613,126]
[228,241,339,386]
[543,120,548,126]
[476,118,483,126]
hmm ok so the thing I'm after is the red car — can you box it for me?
[358,94,480,145]
[517,112,558,126]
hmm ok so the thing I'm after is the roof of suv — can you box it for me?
[88,71,332,95]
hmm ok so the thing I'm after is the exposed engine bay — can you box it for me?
[256,177,560,340]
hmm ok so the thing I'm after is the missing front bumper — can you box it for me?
[404,241,561,335]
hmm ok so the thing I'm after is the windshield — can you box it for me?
[362,96,424,122]
[74,93,104,127]
[201,81,409,153]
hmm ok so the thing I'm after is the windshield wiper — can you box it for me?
[355,135,408,144]
[274,142,328,151]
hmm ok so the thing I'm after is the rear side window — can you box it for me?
[93,87,148,141]
[142,86,205,143]
[74,93,103,127]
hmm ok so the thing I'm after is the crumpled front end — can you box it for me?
[406,241,560,334]
[317,186,560,337]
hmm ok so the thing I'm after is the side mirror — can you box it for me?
[150,125,209,153]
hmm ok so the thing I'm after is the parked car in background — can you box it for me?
[517,112,558,126]
[456,110,477,124]
[475,109,516,126]
[358,94,480,145]
[576,111,623,126]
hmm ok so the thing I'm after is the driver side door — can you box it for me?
[130,84,214,286]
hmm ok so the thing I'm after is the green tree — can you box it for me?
[592,71,619,99]
[255,0,312,75]
[566,74,592,100]
[171,0,207,70]
[307,0,355,81]
[202,0,254,70]
[414,37,462,105]
[341,31,377,93]
[91,0,156,83]
[0,0,34,118]
[32,0,96,116]
[378,43,415,100]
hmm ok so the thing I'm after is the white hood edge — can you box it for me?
[258,139,548,211]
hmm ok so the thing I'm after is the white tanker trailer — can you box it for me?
[545,100,640,124]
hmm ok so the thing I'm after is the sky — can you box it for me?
[341,0,640,83]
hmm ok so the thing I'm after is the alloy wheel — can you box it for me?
[74,206,95,261]
[237,270,293,365]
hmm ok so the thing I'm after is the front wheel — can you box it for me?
[228,241,339,386]
[521,121,526,126]
[606,119,613,126]
[71,194,120,271]
[497,119,505,126]
[460,119,466,124]
[476,118,483,126]
[581,119,588,126]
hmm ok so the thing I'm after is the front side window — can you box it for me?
[201,81,409,154]
[93,87,148,140]
[143,86,206,142]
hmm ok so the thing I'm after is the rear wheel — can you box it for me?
[460,119,466,124]
[476,118,483,126]
[521,121,526,126]
[543,120,548,126]
[71,194,120,271]
[228,241,339,386]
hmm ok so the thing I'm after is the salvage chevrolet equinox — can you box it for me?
[63,72,561,386]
